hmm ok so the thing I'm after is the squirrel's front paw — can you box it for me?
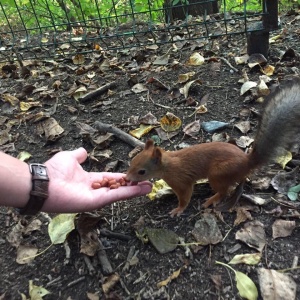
[169,207,184,217]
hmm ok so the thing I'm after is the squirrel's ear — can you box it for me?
[144,139,154,150]
[152,147,162,164]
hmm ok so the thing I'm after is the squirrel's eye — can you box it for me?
[138,169,146,175]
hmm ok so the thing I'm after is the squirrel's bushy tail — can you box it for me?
[249,76,300,168]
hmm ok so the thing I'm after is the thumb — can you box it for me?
[70,147,88,164]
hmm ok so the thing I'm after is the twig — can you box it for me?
[98,239,113,275]
[79,82,117,103]
[94,121,145,148]
[147,92,172,109]
[218,57,239,73]
[100,228,132,241]
[83,254,96,275]
[46,276,62,287]
[66,276,86,288]
[122,246,136,272]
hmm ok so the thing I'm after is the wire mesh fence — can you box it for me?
[0,0,282,62]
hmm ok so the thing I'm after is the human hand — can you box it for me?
[43,148,152,213]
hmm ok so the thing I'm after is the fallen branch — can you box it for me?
[94,121,145,148]
[79,82,117,103]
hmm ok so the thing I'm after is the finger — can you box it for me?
[92,182,153,207]
[70,148,88,164]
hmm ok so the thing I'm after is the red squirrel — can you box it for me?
[126,76,300,216]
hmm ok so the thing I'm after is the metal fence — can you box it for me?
[0,0,281,62]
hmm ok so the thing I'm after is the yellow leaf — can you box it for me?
[2,93,19,106]
[229,253,261,265]
[187,52,205,66]
[276,150,292,168]
[29,280,50,300]
[147,179,173,201]
[160,112,182,132]
[261,65,275,76]
[48,214,77,244]
[17,151,32,162]
[157,268,181,288]
[129,124,155,139]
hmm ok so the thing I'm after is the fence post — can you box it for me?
[247,0,279,58]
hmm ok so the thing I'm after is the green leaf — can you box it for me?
[287,184,300,201]
[235,271,258,300]
[48,214,77,244]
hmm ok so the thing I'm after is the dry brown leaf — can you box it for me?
[272,219,296,239]
[102,273,120,295]
[234,207,253,226]
[235,221,266,252]
[257,268,296,300]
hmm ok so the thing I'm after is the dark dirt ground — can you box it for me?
[0,10,300,300]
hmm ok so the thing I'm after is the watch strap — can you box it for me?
[18,163,49,215]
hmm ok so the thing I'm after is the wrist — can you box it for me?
[18,164,49,215]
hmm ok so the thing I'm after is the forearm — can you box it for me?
[0,152,32,208]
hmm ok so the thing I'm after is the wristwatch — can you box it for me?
[18,163,49,215]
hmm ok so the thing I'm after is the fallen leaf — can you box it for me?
[16,244,38,264]
[235,270,258,300]
[272,219,296,239]
[187,52,205,66]
[41,117,64,141]
[257,268,296,300]
[216,261,258,300]
[240,81,257,95]
[234,207,253,226]
[271,166,299,194]
[130,124,155,139]
[183,120,200,138]
[179,79,202,99]
[139,112,159,125]
[229,253,261,265]
[147,179,174,200]
[276,150,292,169]
[248,53,267,68]
[131,83,148,94]
[287,184,300,201]
[178,71,195,83]
[102,273,120,294]
[192,213,223,245]
[87,292,100,300]
[235,121,251,134]
[48,214,77,244]
[72,54,85,65]
[1,93,19,106]
[29,280,50,300]
[235,221,266,252]
[20,101,42,111]
[235,136,254,148]
[146,227,179,254]
[261,65,275,76]
[153,53,170,65]
[160,112,182,132]
[234,54,249,65]
[157,268,182,288]
[17,151,32,161]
